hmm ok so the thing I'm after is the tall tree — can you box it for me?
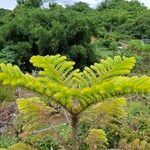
[17,0,43,7]
[131,11,150,38]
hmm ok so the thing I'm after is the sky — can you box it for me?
[0,0,150,10]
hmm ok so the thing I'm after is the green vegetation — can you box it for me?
[0,0,150,149]
[0,0,149,71]
[0,55,150,149]
[0,136,18,149]
[0,84,14,104]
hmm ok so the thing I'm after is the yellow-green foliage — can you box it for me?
[17,97,60,139]
[0,143,35,150]
[0,55,150,149]
[119,139,150,150]
[9,143,34,150]
[0,55,149,113]
[84,129,108,149]
[81,97,126,126]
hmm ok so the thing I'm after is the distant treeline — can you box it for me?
[0,0,149,71]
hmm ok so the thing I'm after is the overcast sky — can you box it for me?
[0,0,150,10]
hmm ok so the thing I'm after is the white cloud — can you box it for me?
[0,0,17,10]
[136,0,150,8]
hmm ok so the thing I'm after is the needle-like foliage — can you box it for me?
[0,54,150,150]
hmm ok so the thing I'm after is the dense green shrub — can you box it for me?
[68,44,96,69]
[0,49,16,64]
[0,5,96,71]
[123,40,150,74]
[127,40,150,52]
[127,40,145,51]
[37,137,61,150]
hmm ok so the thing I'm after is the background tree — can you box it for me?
[0,5,96,71]
[131,11,150,38]
[67,2,91,12]
[17,0,43,7]
[0,0,149,72]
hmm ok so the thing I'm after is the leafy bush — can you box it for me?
[0,49,16,64]
[68,45,96,69]
[101,33,119,50]
[37,137,62,150]
[0,6,97,70]
[127,40,148,52]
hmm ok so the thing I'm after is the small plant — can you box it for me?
[0,54,149,150]
[128,40,144,51]
[37,137,62,150]
[127,40,150,52]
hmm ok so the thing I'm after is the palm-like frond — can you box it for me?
[17,97,64,139]
[0,55,150,113]
[79,76,150,109]
[81,97,126,126]
[0,63,74,108]
[0,55,150,149]
[83,56,135,86]
[84,129,108,149]
[30,54,75,84]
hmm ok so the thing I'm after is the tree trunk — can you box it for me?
[71,114,78,150]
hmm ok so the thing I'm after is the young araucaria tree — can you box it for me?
[0,55,150,150]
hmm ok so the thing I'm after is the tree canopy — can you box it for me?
[0,0,149,71]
